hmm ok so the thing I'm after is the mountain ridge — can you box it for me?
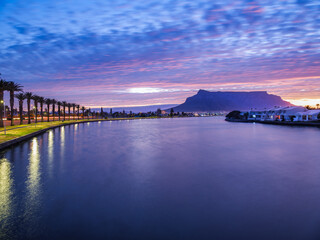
[171,90,293,112]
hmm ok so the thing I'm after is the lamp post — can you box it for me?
[33,106,37,128]
[1,100,6,135]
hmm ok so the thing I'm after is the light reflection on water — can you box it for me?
[48,130,54,177]
[0,157,13,238]
[0,117,320,240]
[24,138,41,236]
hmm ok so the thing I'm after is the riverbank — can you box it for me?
[225,118,320,127]
[0,117,170,151]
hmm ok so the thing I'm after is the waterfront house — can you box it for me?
[295,110,320,121]
[248,109,268,121]
[272,106,306,121]
[248,106,307,121]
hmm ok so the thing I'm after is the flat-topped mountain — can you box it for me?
[172,90,293,112]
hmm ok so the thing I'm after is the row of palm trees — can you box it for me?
[0,73,87,127]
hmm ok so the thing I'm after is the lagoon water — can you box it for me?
[1,117,320,240]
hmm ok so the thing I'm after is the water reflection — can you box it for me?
[60,126,65,157]
[48,130,54,177]
[2,118,320,240]
[0,157,13,235]
[25,138,41,229]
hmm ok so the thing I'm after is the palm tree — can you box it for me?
[51,99,57,121]
[38,96,45,122]
[32,95,40,123]
[7,81,23,126]
[57,101,62,121]
[0,75,9,127]
[62,101,67,121]
[67,103,71,120]
[81,106,85,119]
[317,104,320,110]
[45,98,51,122]
[24,92,33,124]
[15,93,25,125]
[72,103,76,120]
[77,105,80,120]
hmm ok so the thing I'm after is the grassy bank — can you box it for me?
[0,116,175,144]
[0,120,98,143]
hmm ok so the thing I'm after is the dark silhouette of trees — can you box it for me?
[67,103,71,120]
[32,95,40,123]
[62,101,67,121]
[0,76,9,127]
[15,93,25,125]
[7,81,23,126]
[77,105,80,120]
[45,98,51,122]
[51,99,57,121]
[38,96,45,122]
[170,108,174,117]
[57,101,62,121]
[24,92,33,124]
[72,103,76,120]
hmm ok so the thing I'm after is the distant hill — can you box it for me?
[171,90,293,112]
[92,104,178,113]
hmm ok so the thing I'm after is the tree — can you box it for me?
[62,101,67,121]
[51,99,57,121]
[32,95,40,123]
[81,106,85,119]
[317,104,320,110]
[0,75,9,127]
[110,108,112,116]
[170,108,174,117]
[77,105,80,120]
[226,110,241,120]
[72,103,76,120]
[7,81,23,126]
[15,93,25,125]
[45,98,51,122]
[57,101,62,121]
[67,103,72,120]
[24,92,33,124]
[38,96,45,122]
[88,108,91,119]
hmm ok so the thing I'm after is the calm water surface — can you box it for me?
[1,117,320,240]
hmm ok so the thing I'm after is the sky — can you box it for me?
[0,0,320,107]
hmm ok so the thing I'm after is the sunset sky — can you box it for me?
[0,0,319,107]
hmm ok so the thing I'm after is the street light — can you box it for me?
[1,100,6,135]
[33,106,37,127]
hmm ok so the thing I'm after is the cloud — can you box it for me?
[0,0,320,106]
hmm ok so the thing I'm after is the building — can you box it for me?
[247,106,320,122]
[295,110,320,121]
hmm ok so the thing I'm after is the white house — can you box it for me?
[270,106,306,121]
[248,106,309,122]
[247,109,268,121]
[295,110,320,121]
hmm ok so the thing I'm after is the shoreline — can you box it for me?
[225,118,320,127]
[0,117,169,152]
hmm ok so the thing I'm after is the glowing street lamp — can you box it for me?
[1,100,6,135]
[33,106,37,127]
